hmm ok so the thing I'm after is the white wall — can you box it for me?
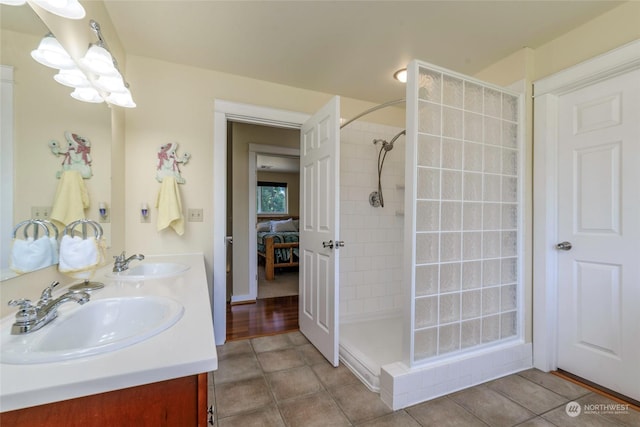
[340,121,405,320]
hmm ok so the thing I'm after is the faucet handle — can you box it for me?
[8,298,34,309]
[114,251,126,262]
[8,299,37,323]
[39,281,60,304]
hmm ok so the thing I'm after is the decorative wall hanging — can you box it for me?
[49,131,93,178]
[156,142,190,184]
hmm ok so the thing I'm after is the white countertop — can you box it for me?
[0,253,218,412]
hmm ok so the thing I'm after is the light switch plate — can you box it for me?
[31,206,52,220]
[188,208,203,222]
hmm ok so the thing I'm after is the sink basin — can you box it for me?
[1,296,184,364]
[106,262,190,280]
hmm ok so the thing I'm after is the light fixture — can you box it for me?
[30,33,75,69]
[54,67,91,88]
[393,68,407,83]
[95,73,127,93]
[82,19,136,108]
[106,87,136,108]
[70,86,104,103]
[31,0,86,20]
[80,43,119,76]
[29,20,136,107]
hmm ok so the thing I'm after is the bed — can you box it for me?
[257,217,299,280]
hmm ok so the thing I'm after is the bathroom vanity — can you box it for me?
[0,253,217,426]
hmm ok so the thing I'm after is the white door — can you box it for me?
[556,69,640,400]
[299,96,340,366]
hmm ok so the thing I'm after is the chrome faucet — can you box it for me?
[8,281,90,335]
[113,251,145,272]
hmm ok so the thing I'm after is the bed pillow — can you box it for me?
[257,221,271,232]
[270,218,297,232]
[292,219,299,231]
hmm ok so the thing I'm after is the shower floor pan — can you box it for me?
[339,316,402,392]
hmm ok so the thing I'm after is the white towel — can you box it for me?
[50,170,90,229]
[156,175,184,235]
[58,235,104,279]
[9,236,55,273]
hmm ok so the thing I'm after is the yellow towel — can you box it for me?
[50,170,89,229]
[156,175,184,235]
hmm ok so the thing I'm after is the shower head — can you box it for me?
[373,130,406,153]
[373,138,394,151]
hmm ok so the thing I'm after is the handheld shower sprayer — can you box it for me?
[370,130,406,207]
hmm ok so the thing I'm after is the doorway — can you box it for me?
[533,40,640,402]
[225,122,300,340]
[213,101,310,345]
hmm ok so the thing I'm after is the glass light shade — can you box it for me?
[54,68,90,88]
[394,68,407,83]
[106,88,136,108]
[30,34,75,69]
[95,74,127,93]
[80,44,118,76]
[32,0,86,20]
[71,87,104,103]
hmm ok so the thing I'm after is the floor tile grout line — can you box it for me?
[441,395,493,427]
[515,370,592,400]
[483,375,571,417]
[218,332,359,426]
[288,335,355,425]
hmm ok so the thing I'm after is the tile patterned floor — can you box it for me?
[208,332,640,426]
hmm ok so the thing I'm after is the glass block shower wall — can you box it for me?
[409,62,521,364]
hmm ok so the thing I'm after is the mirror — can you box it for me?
[0,4,112,280]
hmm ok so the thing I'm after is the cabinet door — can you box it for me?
[1,373,208,427]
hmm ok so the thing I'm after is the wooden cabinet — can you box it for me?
[1,373,208,427]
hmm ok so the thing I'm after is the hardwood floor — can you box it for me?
[226,296,299,341]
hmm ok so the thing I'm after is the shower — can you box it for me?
[370,129,405,207]
[339,61,526,410]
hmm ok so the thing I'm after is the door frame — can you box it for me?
[532,39,640,371]
[1,66,15,276]
[213,100,309,344]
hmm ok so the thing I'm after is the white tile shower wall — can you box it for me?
[340,121,405,319]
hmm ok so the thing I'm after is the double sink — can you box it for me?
[1,262,189,365]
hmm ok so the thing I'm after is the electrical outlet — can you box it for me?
[31,206,52,220]
[188,208,203,222]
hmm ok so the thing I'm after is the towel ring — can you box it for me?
[36,219,59,240]
[12,219,50,240]
[63,219,103,240]
[61,219,105,290]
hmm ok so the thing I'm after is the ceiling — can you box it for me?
[2,1,624,105]
[102,0,623,104]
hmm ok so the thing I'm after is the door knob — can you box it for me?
[322,240,334,249]
[555,241,572,251]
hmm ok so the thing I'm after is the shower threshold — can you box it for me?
[339,315,403,392]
